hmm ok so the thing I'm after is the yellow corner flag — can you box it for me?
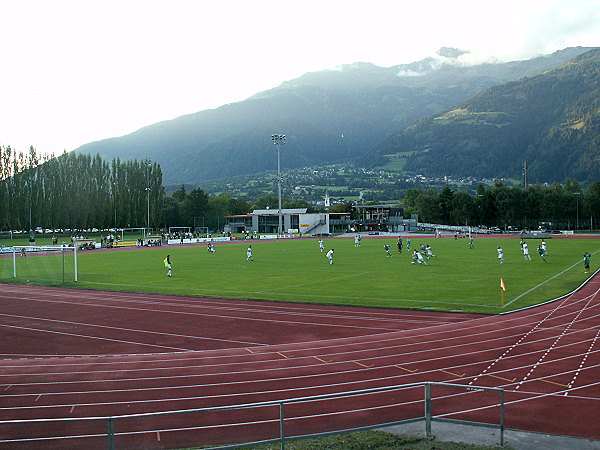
[500,278,506,307]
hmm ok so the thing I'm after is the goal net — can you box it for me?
[195,227,209,237]
[117,227,151,239]
[0,245,78,284]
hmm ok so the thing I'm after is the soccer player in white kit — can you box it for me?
[319,239,324,252]
[326,249,334,264]
[412,250,428,265]
[426,245,436,259]
[523,242,531,260]
[246,245,253,261]
[497,246,504,264]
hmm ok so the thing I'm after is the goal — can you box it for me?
[168,226,192,236]
[1,245,78,283]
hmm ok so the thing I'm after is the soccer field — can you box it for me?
[2,236,598,313]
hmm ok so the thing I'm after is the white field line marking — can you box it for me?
[504,259,587,308]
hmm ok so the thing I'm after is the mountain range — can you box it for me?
[365,48,600,183]
[74,46,597,185]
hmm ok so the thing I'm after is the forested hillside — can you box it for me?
[367,48,599,183]
[74,48,591,185]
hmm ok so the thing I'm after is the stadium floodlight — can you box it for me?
[113,181,117,228]
[575,192,581,230]
[145,159,152,237]
[272,134,286,235]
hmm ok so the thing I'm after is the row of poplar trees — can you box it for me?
[0,146,163,232]
[1,145,599,233]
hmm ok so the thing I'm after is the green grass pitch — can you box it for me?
[2,236,597,314]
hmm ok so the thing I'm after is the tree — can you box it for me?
[172,185,187,202]
[182,188,209,227]
[451,191,475,225]
[254,194,278,210]
[438,186,454,224]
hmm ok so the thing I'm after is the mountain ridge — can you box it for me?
[366,48,600,183]
[74,47,594,184]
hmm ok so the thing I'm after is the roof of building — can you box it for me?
[352,204,402,209]
[252,209,308,215]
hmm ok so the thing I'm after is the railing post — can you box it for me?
[500,389,505,447]
[280,402,285,450]
[107,417,115,450]
[424,382,432,438]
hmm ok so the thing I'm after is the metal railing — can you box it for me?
[0,382,504,449]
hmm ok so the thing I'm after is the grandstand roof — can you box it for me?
[252,209,308,215]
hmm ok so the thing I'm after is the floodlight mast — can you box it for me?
[145,159,152,237]
[272,134,286,235]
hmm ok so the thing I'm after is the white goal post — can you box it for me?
[117,227,151,239]
[195,227,209,236]
[9,245,78,282]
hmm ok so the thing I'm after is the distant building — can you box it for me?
[351,204,412,232]
[225,208,349,236]
[223,205,414,235]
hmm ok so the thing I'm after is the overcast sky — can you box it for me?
[1,0,598,155]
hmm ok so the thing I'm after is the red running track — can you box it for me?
[0,276,598,449]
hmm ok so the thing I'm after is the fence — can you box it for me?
[0,382,504,449]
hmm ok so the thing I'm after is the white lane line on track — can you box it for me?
[565,329,600,396]
[467,293,588,385]
[0,324,193,352]
[0,295,405,332]
[0,313,264,346]
[0,292,457,328]
[1,299,598,374]
[433,379,600,422]
[2,359,599,413]
[1,282,502,311]
[1,285,473,321]
[2,327,597,397]
[2,316,598,377]
[3,354,599,405]
[516,294,596,389]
